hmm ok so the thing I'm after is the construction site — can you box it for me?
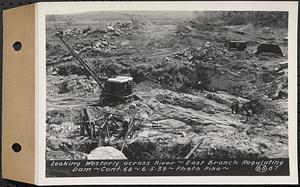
[45,11,289,160]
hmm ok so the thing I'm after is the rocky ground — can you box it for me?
[45,13,288,160]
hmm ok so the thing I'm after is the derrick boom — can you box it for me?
[55,29,104,86]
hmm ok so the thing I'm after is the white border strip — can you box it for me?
[35,3,38,184]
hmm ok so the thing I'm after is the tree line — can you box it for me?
[193,11,288,27]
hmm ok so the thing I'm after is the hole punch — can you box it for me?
[12,143,22,152]
[12,41,22,51]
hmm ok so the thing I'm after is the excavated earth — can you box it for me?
[46,15,288,160]
[46,85,288,160]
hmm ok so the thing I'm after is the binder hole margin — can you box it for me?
[12,143,22,152]
[12,41,22,51]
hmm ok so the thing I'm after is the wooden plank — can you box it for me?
[121,118,134,152]
[184,138,203,159]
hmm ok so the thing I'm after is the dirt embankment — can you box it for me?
[47,88,288,160]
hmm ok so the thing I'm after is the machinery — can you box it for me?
[79,108,142,150]
[55,29,139,105]
[102,76,136,103]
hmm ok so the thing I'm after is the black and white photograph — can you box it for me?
[0,1,297,185]
[45,8,292,177]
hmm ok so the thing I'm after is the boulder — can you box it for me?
[255,43,283,56]
[206,93,213,100]
[58,81,70,94]
[106,25,115,32]
[87,146,127,160]
[278,89,288,99]
[207,109,216,114]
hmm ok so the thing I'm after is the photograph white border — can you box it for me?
[36,1,298,185]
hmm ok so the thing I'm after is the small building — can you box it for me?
[225,41,247,51]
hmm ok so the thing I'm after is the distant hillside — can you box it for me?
[46,11,195,22]
[193,11,288,28]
